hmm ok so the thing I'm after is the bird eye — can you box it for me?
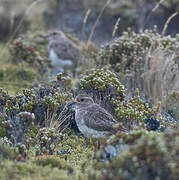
[80,98,85,102]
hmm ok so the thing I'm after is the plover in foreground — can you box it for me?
[69,94,124,138]
[67,94,128,158]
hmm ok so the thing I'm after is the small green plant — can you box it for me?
[0,138,16,160]
[34,156,69,170]
[9,31,49,77]
[35,128,62,155]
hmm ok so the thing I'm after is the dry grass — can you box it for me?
[142,47,179,110]
[112,17,120,39]
[45,107,72,133]
[81,9,91,41]
[144,0,165,29]
[151,0,165,13]
[162,12,178,36]
[87,0,111,48]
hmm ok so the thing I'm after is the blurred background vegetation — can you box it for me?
[0,0,178,112]
[0,0,178,43]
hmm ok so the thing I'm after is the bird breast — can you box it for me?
[75,109,107,138]
[49,49,73,67]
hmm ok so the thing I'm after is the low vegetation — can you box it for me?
[0,1,178,179]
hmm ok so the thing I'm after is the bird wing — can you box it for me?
[49,40,80,61]
[83,104,117,132]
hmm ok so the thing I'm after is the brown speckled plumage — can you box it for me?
[73,94,117,138]
[48,30,81,61]
[47,30,81,75]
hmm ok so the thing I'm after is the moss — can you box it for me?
[57,134,94,169]
[34,156,69,169]
[0,65,36,82]
[0,65,36,95]
[0,160,70,180]
[0,139,16,160]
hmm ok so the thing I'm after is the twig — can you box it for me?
[144,0,165,29]
[112,17,120,39]
[55,114,72,130]
[87,0,111,48]
[151,0,165,13]
[81,9,91,41]
[162,12,178,36]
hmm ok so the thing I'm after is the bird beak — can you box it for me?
[66,101,76,110]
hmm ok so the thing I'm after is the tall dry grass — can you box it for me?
[87,0,111,48]
[162,12,178,36]
[142,47,179,111]
[112,17,120,39]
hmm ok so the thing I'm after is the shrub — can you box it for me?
[96,127,179,180]
[34,156,69,169]
[0,75,74,146]
[0,138,16,160]
[9,31,49,77]
[95,29,179,120]
[79,68,163,130]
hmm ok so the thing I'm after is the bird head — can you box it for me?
[67,94,94,111]
[46,30,66,41]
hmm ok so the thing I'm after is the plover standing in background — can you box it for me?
[47,30,81,76]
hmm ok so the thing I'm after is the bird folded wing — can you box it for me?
[84,105,116,132]
[51,41,80,61]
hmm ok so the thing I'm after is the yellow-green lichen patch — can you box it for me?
[80,68,125,99]
[57,134,94,170]
[0,160,70,180]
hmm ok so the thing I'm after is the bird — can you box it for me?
[68,94,122,138]
[67,94,128,158]
[47,30,81,76]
